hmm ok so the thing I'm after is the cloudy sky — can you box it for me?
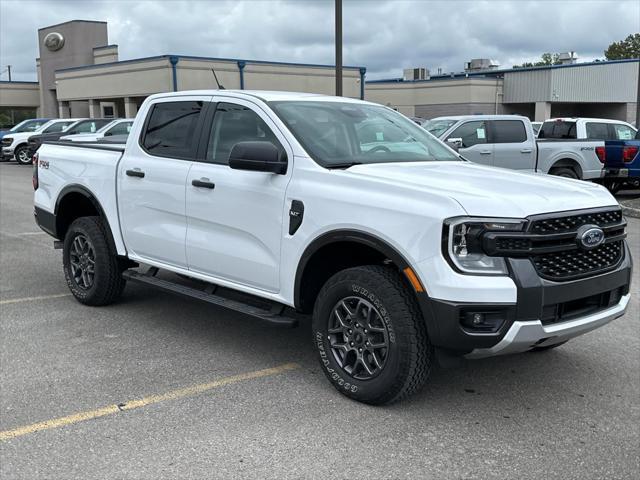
[1,0,638,81]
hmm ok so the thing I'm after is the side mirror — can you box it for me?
[104,131,112,136]
[229,141,287,174]
[446,137,462,151]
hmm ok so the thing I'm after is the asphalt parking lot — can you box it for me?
[1,162,639,480]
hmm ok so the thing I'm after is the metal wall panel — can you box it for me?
[503,70,551,103]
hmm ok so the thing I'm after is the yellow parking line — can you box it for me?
[0,363,299,441]
[0,293,72,305]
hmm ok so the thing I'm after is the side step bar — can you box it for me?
[122,269,298,328]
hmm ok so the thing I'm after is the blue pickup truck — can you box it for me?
[602,129,640,193]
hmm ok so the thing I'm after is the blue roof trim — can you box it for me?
[366,58,640,84]
[55,54,363,74]
[0,80,39,85]
[93,44,118,50]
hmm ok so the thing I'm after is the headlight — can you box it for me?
[2,136,14,144]
[443,217,526,275]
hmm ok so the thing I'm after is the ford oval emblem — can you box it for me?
[577,225,605,250]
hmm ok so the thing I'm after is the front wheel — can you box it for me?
[63,216,126,306]
[312,265,433,405]
[14,145,32,165]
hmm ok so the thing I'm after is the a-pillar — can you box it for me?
[88,99,99,118]
[58,101,70,118]
[534,101,551,122]
[124,97,138,118]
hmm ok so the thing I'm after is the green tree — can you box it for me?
[604,33,640,60]
[513,53,562,68]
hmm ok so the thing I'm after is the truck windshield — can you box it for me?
[422,118,458,138]
[539,121,577,139]
[270,101,459,168]
[9,119,49,133]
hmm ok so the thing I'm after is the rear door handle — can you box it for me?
[480,150,492,155]
[192,178,215,189]
[126,169,145,178]
[520,149,533,153]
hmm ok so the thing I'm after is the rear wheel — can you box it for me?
[549,167,579,179]
[312,265,433,405]
[605,181,622,194]
[63,216,126,306]
[14,145,32,165]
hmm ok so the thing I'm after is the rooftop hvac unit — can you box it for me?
[403,68,430,81]
[464,59,500,72]
[558,52,578,65]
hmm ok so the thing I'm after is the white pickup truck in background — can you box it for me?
[538,117,637,142]
[33,91,631,404]
[424,115,606,179]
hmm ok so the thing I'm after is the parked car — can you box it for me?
[33,90,631,405]
[600,128,640,193]
[538,117,636,141]
[426,115,605,179]
[28,118,112,154]
[1,119,78,165]
[0,118,51,142]
[60,119,134,143]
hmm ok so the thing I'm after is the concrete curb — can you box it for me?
[621,203,640,219]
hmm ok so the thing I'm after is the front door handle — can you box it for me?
[520,149,533,153]
[480,150,492,155]
[126,169,145,178]
[192,178,215,189]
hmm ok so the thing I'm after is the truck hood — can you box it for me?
[346,161,617,217]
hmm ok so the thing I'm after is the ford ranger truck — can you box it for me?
[33,91,632,405]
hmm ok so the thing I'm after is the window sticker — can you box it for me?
[477,128,486,139]
[376,132,384,141]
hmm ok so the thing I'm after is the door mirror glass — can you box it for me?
[229,141,287,174]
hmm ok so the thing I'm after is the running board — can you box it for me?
[122,269,298,328]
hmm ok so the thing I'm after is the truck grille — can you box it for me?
[530,210,623,234]
[532,241,623,281]
[484,208,626,281]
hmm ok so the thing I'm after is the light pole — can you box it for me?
[636,61,640,127]
[335,0,342,96]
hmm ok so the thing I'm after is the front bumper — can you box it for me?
[418,242,632,356]
[2,146,15,158]
[465,293,629,358]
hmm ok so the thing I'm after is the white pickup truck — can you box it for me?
[424,115,605,180]
[33,91,632,404]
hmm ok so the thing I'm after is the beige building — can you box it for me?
[1,20,365,125]
[365,59,639,123]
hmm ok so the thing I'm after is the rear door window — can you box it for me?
[539,121,577,139]
[446,121,487,148]
[585,122,611,140]
[491,120,527,143]
[142,101,204,159]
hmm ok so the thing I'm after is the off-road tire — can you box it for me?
[63,216,126,306]
[14,145,32,166]
[549,167,579,179]
[530,340,569,352]
[312,265,433,405]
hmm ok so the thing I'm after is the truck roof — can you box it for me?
[429,115,529,122]
[146,89,376,105]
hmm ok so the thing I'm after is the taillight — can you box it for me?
[595,146,606,163]
[32,152,39,190]
[622,146,639,163]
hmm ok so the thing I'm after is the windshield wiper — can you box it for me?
[326,161,363,169]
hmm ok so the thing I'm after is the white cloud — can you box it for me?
[0,0,638,81]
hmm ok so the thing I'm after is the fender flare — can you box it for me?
[293,229,413,310]
[54,184,119,254]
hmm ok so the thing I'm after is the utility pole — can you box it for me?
[636,60,640,128]
[335,0,342,96]
[7,65,11,81]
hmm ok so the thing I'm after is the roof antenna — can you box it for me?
[211,68,225,90]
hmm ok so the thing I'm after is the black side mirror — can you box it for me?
[229,141,287,174]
